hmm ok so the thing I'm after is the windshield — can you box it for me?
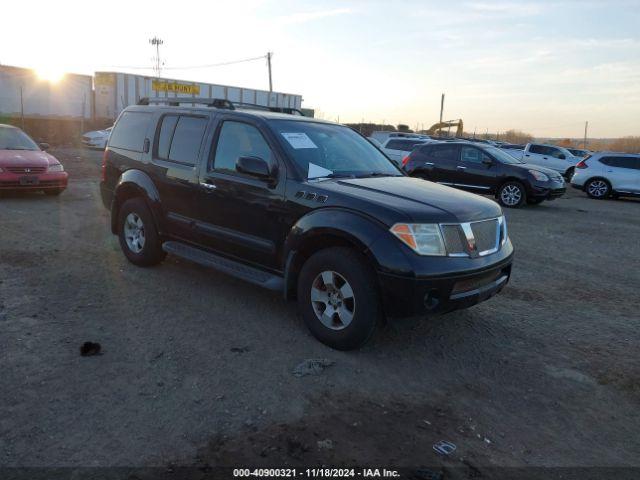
[485,146,524,164]
[272,120,402,179]
[0,127,40,150]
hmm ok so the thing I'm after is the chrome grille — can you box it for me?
[440,217,505,258]
[470,219,500,254]
[7,166,46,174]
[440,225,466,256]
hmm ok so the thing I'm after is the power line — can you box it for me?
[103,54,268,72]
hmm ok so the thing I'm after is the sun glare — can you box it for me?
[36,67,65,83]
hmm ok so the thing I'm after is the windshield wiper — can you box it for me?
[308,173,356,181]
[354,172,400,178]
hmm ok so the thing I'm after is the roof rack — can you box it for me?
[137,97,306,116]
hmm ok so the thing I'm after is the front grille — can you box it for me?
[6,166,46,174]
[440,217,504,258]
[470,219,500,254]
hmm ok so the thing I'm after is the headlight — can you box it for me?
[390,223,446,256]
[47,164,64,172]
[529,169,549,181]
[0,167,4,173]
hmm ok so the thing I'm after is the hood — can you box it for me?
[0,149,59,167]
[313,176,503,224]
[509,162,561,177]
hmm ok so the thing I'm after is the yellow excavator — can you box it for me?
[426,119,464,137]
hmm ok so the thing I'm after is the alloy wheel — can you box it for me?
[501,184,522,206]
[588,180,608,198]
[124,213,146,253]
[310,270,356,330]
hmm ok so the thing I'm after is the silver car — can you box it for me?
[571,152,640,199]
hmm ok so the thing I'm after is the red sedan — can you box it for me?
[0,124,68,195]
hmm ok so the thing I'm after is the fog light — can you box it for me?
[424,290,440,311]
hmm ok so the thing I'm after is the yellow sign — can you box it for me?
[95,73,116,86]
[152,80,200,95]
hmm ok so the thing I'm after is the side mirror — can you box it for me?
[39,142,50,151]
[558,153,566,160]
[236,155,275,180]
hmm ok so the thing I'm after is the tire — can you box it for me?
[527,197,544,205]
[498,181,526,208]
[297,247,382,350]
[44,188,64,196]
[117,197,166,266]
[585,178,611,199]
[564,167,575,181]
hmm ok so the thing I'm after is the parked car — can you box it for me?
[0,124,68,195]
[82,127,112,149]
[567,148,591,158]
[100,99,513,350]
[506,143,581,179]
[499,143,526,151]
[379,137,432,166]
[571,152,640,199]
[369,131,431,145]
[403,141,566,208]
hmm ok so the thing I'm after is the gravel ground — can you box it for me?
[1,147,639,477]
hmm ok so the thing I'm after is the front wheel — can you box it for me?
[498,181,526,208]
[117,197,166,266]
[585,178,611,199]
[297,247,382,350]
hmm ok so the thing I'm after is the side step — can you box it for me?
[162,241,284,291]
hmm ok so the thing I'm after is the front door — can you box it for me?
[454,146,497,192]
[425,143,460,184]
[196,116,286,270]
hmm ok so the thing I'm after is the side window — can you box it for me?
[385,140,403,150]
[607,156,640,169]
[430,145,458,161]
[167,116,208,165]
[529,144,546,155]
[548,148,564,159]
[110,111,153,152]
[156,115,179,159]
[461,147,483,163]
[212,121,274,173]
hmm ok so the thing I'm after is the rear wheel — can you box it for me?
[585,178,610,199]
[498,181,526,208]
[117,197,166,266]
[297,247,382,350]
[564,167,575,181]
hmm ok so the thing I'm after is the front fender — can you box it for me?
[282,208,415,299]
[111,169,163,234]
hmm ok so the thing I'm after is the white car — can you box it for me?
[82,127,112,149]
[509,143,581,179]
[571,152,640,199]
[378,137,432,166]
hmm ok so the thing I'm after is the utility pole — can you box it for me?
[149,37,164,78]
[267,52,273,92]
[583,121,589,148]
[439,93,445,123]
[19,86,25,130]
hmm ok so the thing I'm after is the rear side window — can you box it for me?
[110,111,153,151]
[386,140,423,151]
[155,115,208,166]
[529,144,547,155]
[601,156,640,169]
[429,145,458,161]
[167,116,208,165]
[212,121,274,173]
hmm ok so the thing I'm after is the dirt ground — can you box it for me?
[1,147,639,478]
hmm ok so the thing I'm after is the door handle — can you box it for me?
[543,157,548,160]
[525,154,530,157]
[200,182,217,191]
[424,162,434,166]
[457,165,467,170]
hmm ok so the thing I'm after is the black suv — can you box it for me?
[100,99,513,350]
[403,142,566,208]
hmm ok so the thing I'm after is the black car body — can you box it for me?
[403,141,566,207]
[100,101,514,349]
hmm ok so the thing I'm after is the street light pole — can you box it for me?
[149,37,164,78]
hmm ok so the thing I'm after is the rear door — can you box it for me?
[454,145,498,192]
[149,112,209,243]
[601,156,640,192]
[424,144,460,184]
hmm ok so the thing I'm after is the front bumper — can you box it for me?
[378,254,512,318]
[529,179,566,201]
[0,171,68,190]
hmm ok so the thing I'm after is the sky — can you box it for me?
[2,0,639,137]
